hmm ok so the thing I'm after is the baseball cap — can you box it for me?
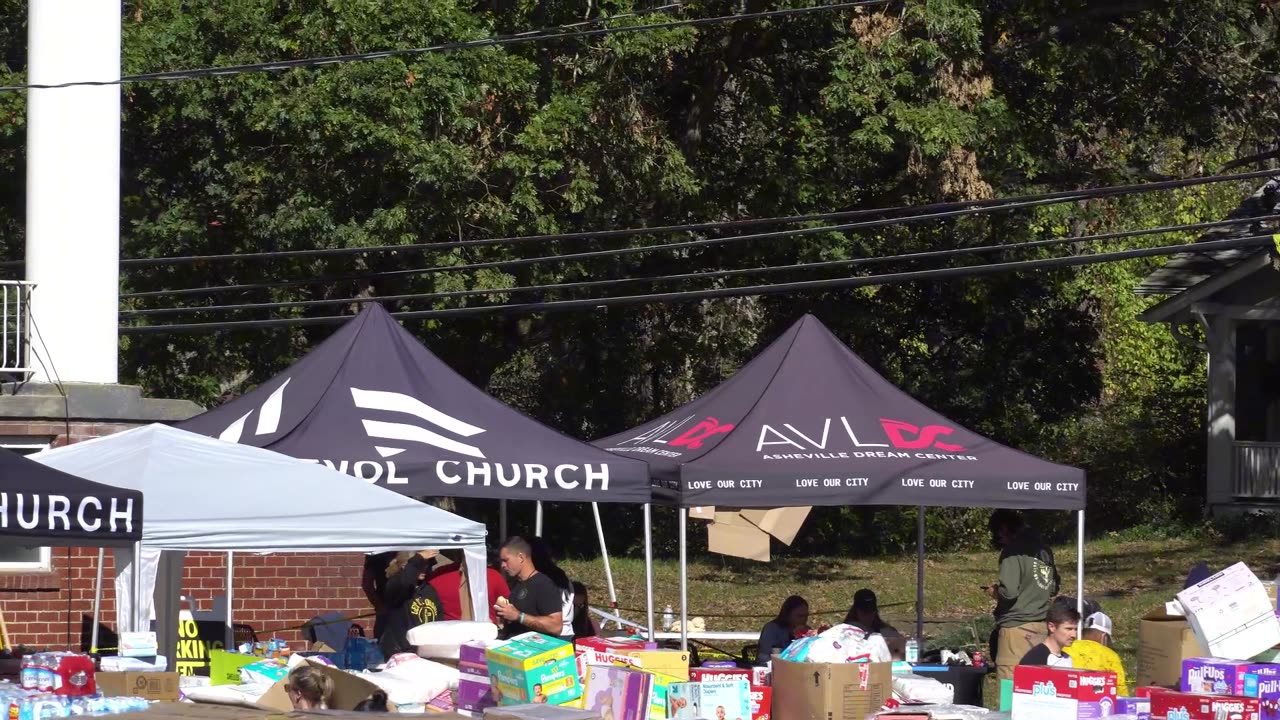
[1084,612,1113,636]
[853,589,878,611]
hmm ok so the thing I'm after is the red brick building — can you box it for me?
[0,395,372,652]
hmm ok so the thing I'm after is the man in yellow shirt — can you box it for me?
[1064,612,1129,695]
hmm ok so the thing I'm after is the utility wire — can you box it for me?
[118,232,1280,333]
[0,1,887,93]
[92,167,1280,269]
[118,213,1280,317]
[119,168,1280,300]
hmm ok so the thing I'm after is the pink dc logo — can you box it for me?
[879,419,966,452]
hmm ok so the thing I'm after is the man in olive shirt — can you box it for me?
[986,510,1060,680]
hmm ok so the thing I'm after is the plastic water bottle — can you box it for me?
[905,636,919,663]
[663,605,674,631]
[343,637,366,671]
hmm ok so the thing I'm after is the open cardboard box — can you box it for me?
[257,660,388,712]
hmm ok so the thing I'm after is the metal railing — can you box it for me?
[1232,441,1280,499]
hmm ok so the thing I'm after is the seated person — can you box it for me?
[1064,612,1128,694]
[285,665,334,710]
[1018,603,1078,668]
[844,588,905,658]
[756,596,808,665]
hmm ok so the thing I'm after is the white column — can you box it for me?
[26,1,121,384]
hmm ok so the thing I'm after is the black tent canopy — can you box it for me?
[597,314,1085,510]
[180,304,651,503]
[0,448,142,545]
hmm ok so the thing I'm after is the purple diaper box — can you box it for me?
[459,675,497,713]
[1181,658,1280,697]
[1117,696,1150,720]
[462,640,506,678]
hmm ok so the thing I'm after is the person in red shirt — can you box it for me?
[428,550,511,623]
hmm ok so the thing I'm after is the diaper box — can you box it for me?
[1117,696,1150,720]
[486,632,582,706]
[648,672,680,720]
[459,675,498,714]
[621,650,692,681]
[1011,666,1118,720]
[1150,690,1261,720]
[1181,659,1280,696]
[668,679,751,720]
[583,665,654,720]
[575,637,656,678]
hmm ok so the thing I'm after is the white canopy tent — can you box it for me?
[32,424,488,660]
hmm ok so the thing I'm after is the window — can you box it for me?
[0,437,53,571]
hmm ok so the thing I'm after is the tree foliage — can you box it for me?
[0,0,1277,554]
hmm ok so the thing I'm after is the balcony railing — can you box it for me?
[1233,441,1280,499]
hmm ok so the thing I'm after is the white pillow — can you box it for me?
[406,619,498,647]
[360,657,460,705]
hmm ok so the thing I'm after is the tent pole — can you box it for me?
[89,547,105,652]
[535,501,543,536]
[225,551,235,652]
[916,506,925,643]
[131,541,142,633]
[591,503,618,625]
[643,503,655,639]
[678,507,688,651]
[1076,510,1085,615]
[499,500,508,541]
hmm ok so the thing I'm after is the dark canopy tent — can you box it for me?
[0,447,142,546]
[595,314,1087,644]
[179,304,654,627]
[181,304,650,503]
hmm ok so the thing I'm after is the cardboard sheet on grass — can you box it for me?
[772,659,891,720]
[186,660,387,712]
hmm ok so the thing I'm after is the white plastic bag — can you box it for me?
[891,674,954,705]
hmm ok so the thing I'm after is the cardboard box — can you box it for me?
[771,659,891,720]
[575,637,656,679]
[619,650,691,681]
[1140,609,1203,687]
[1149,690,1261,720]
[460,675,499,714]
[689,507,716,521]
[463,640,506,678]
[209,650,262,686]
[487,633,582,706]
[708,514,771,562]
[748,685,772,720]
[1118,696,1151,720]
[96,672,181,702]
[647,672,680,720]
[1010,666,1117,720]
[739,508,810,546]
[1181,658,1280,695]
[1176,563,1280,661]
[690,668,753,684]
[256,660,387,712]
[668,679,751,720]
[583,666,654,720]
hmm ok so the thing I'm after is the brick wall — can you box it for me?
[0,548,370,650]
[0,418,372,651]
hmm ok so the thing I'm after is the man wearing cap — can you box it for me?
[1065,612,1129,695]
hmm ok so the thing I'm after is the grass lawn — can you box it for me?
[563,535,1280,686]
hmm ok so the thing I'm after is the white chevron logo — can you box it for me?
[350,388,487,459]
[219,378,292,443]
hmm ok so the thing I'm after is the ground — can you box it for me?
[563,535,1280,686]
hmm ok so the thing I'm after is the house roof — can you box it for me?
[1134,176,1280,296]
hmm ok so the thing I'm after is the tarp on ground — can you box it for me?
[0,447,142,546]
[178,304,650,503]
[595,314,1085,510]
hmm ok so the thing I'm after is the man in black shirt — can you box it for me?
[495,536,564,639]
[1018,603,1079,668]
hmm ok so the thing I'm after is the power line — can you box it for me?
[0,1,888,93]
[118,213,1280,317]
[119,168,1280,299]
[118,232,1280,333]
[98,167,1280,269]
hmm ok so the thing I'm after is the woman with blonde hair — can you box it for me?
[286,664,335,710]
